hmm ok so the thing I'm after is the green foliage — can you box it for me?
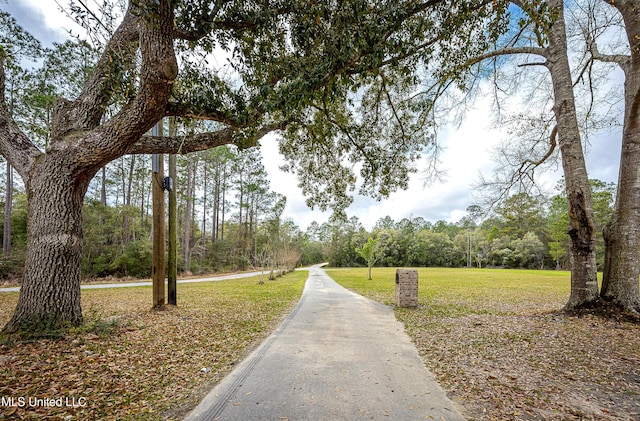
[171,0,503,215]
[300,241,325,266]
[0,11,42,63]
[108,240,153,278]
[0,253,25,280]
[325,217,367,267]
[312,183,615,271]
[356,237,380,260]
[590,179,615,270]
[495,192,545,239]
[546,194,569,269]
[355,236,381,279]
[0,193,27,279]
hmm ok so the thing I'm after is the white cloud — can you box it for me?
[260,94,507,231]
[2,0,80,44]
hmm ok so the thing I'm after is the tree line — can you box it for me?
[0,144,303,280]
[303,180,615,272]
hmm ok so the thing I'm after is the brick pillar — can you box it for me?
[395,269,418,307]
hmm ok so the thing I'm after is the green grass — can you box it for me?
[326,267,572,316]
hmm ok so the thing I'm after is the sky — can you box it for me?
[1,0,624,231]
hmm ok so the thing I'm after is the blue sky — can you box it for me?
[1,0,624,231]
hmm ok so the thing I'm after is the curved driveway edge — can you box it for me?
[184,265,465,420]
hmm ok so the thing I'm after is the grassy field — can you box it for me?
[0,271,307,420]
[326,267,571,314]
[327,267,640,421]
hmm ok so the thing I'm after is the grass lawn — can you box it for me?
[327,267,640,421]
[0,270,307,420]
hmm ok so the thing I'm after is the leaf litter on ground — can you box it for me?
[0,271,307,420]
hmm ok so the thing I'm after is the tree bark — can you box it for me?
[3,156,91,332]
[546,0,599,307]
[601,1,640,311]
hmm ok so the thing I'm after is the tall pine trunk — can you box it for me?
[4,156,91,333]
[202,164,207,242]
[547,0,599,307]
[122,155,136,246]
[212,172,219,243]
[601,2,640,311]
[3,162,12,255]
[183,155,193,273]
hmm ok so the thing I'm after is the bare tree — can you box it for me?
[437,0,599,307]
[593,0,640,311]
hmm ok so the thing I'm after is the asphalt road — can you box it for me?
[0,270,269,293]
[184,264,465,421]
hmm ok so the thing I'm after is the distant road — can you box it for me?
[0,270,274,293]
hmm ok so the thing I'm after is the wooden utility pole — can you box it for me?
[167,118,177,305]
[152,121,165,308]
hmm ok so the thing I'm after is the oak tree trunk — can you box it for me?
[547,0,599,307]
[1,0,182,333]
[3,156,91,333]
[601,2,640,312]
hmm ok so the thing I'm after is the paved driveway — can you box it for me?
[185,264,465,420]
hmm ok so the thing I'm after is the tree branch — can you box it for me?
[584,18,630,68]
[518,61,548,68]
[127,127,236,155]
[51,4,140,140]
[165,100,244,127]
[126,121,286,155]
[466,46,547,68]
[380,72,406,140]
[591,49,630,67]
[521,124,558,170]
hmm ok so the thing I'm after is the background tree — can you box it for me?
[356,236,381,280]
[0,11,42,258]
[546,193,570,270]
[471,0,638,310]
[464,0,599,307]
